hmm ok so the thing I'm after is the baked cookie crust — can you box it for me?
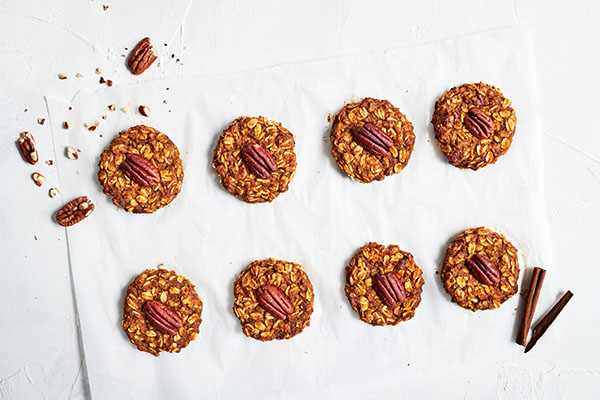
[441,227,519,311]
[345,242,424,326]
[233,258,314,341]
[98,125,184,213]
[432,82,516,170]
[330,98,415,183]
[212,116,296,203]
[122,267,203,356]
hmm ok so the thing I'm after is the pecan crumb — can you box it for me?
[99,77,106,84]
[121,106,129,113]
[95,67,102,75]
[89,126,97,131]
[66,146,79,160]
[49,187,60,198]
[62,121,69,130]
[103,4,109,10]
[107,79,113,87]
[75,73,83,78]
[138,105,150,117]
[37,118,45,125]
[32,172,46,187]
[108,104,116,111]
[45,160,53,166]
[101,115,107,120]
[58,74,67,80]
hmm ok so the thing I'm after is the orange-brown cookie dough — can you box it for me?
[441,227,520,311]
[98,125,183,213]
[212,116,296,203]
[122,267,203,356]
[233,258,314,341]
[345,242,424,326]
[432,82,516,170]
[330,98,415,183]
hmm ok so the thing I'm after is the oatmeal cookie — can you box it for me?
[233,258,314,341]
[122,267,203,356]
[441,227,519,311]
[98,125,183,213]
[212,116,296,203]
[345,242,424,326]
[432,82,516,170]
[330,98,415,183]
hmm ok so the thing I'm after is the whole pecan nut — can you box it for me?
[372,272,406,308]
[17,132,39,165]
[351,122,394,156]
[127,37,158,75]
[256,284,294,320]
[143,300,183,336]
[464,108,494,139]
[241,143,277,179]
[465,253,500,286]
[56,196,95,226]
[120,153,160,186]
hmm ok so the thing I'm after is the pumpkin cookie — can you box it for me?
[233,258,314,341]
[122,267,203,356]
[345,242,424,326]
[441,227,520,311]
[98,125,183,213]
[432,82,516,170]
[330,98,415,183]
[212,116,296,203]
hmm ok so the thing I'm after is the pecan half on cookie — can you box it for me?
[345,242,424,326]
[233,259,314,341]
[432,82,516,170]
[212,116,297,204]
[441,227,519,311]
[330,98,415,183]
[122,267,203,356]
[98,125,183,214]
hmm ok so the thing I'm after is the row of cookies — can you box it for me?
[88,82,517,219]
[123,226,520,356]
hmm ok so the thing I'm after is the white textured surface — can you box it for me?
[0,1,598,399]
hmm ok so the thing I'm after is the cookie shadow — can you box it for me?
[321,106,353,181]
[427,89,451,165]
[432,228,466,300]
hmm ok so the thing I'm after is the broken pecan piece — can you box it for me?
[351,122,393,156]
[256,285,294,320]
[127,37,158,75]
[465,253,500,286]
[120,153,160,186]
[241,143,277,179]
[56,196,94,226]
[464,108,494,139]
[372,272,406,308]
[17,132,38,165]
[143,300,183,336]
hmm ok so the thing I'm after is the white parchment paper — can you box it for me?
[46,28,553,399]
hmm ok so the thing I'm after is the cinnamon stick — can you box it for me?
[524,290,573,353]
[517,267,546,346]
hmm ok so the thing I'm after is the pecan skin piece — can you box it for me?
[17,132,38,165]
[465,253,500,286]
[372,272,406,308]
[127,37,158,75]
[241,143,277,179]
[256,284,294,320]
[143,300,183,336]
[120,153,160,186]
[351,122,394,156]
[464,108,494,139]
[56,196,95,227]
